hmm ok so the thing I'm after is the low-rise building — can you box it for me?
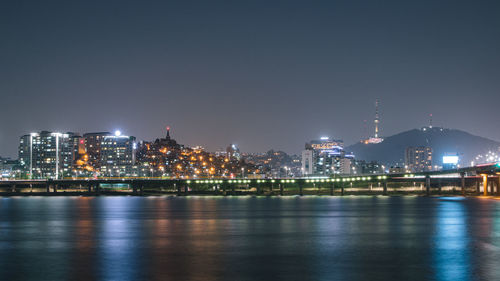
[0,158,21,179]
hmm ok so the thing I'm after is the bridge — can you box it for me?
[1,163,499,197]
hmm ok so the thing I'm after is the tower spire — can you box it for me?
[363,120,368,139]
[362,100,384,144]
[374,99,380,138]
[429,114,433,128]
[166,126,171,139]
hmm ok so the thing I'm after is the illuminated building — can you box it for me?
[70,135,91,175]
[442,153,459,170]
[135,128,259,178]
[389,166,405,174]
[307,137,344,150]
[471,150,500,166]
[339,158,352,174]
[242,150,300,178]
[314,150,354,176]
[352,160,384,174]
[70,135,85,159]
[215,149,227,157]
[226,144,241,160]
[0,158,21,179]
[405,146,432,172]
[135,127,183,177]
[305,137,344,152]
[18,131,77,179]
[99,131,136,177]
[302,137,354,176]
[83,132,110,170]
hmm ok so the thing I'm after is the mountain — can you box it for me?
[346,127,500,166]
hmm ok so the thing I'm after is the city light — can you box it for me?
[2,4,499,281]
[443,155,459,164]
[7,125,500,181]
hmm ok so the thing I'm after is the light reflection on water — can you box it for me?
[433,198,471,281]
[0,196,499,281]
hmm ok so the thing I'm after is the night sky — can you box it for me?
[1,0,499,157]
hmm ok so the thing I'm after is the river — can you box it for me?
[0,196,499,281]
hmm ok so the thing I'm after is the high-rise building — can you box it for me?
[405,146,432,172]
[83,132,110,170]
[306,137,344,151]
[314,150,353,176]
[99,132,136,177]
[70,135,90,175]
[302,137,354,176]
[18,131,77,179]
[339,158,352,175]
[69,135,85,162]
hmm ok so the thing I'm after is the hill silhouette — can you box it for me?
[346,127,500,166]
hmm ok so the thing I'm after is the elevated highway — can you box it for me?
[1,163,499,196]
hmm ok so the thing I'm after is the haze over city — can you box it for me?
[3,1,500,281]
[1,0,500,157]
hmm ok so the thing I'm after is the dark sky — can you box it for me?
[1,0,499,157]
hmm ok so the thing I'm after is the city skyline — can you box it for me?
[1,0,500,157]
[2,120,499,158]
[2,2,500,280]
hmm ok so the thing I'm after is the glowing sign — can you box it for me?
[443,156,459,164]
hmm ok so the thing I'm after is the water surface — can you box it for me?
[1,196,499,281]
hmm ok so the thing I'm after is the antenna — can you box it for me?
[429,114,433,128]
[363,120,368,139]
[374,99,380,138]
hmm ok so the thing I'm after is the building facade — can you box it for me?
[83,132,111,171]
[301,137,354,176]
[353,160,384,175]
[18,131,76,179]
[0,158,21,179]
[301,150,314,175]
[226,144,241,160]
[405,146,432,172]
[99,133,136,177]
[338,158,352,175]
